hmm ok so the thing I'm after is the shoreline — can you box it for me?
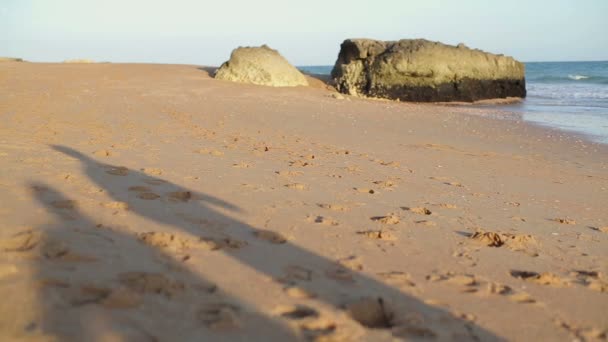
[1,62,606,341]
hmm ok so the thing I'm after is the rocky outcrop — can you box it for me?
[215,45,308,87]
[0,57,24,62]
[331,39,525,102]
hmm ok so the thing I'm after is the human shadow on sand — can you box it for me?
[27,182,298,341]
[42,144,502,341]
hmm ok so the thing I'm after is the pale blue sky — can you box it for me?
[1,0,607,65]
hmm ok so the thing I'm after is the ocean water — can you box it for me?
[298,62,608,144]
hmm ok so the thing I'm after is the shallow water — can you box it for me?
[299,61,608,144]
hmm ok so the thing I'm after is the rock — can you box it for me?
[0,57,24,62]
[331,39,526,102]
[215,45,308,87]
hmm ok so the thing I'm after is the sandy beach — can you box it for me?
[1,61,607,341]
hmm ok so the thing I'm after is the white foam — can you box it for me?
[568,74,590,80]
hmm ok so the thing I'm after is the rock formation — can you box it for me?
[0,57,24,62]
[215,45,308,87]
[331,39,525,102]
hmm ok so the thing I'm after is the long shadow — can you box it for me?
[28,182,297,341]
[50,144,502,341]
[197,66,218,78]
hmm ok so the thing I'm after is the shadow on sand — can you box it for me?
[197,66,218,78]
[197,66,335,90]
[20,145,502,340]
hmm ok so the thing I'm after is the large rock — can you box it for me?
[215,45,308,87]
[0,57,24,62]
[331,39,525,102]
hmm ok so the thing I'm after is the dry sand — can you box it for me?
[0,61,607,341]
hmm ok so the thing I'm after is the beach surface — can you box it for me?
[1,62,607,341]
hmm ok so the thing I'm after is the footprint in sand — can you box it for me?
[431,203,458,209]
[485,282,514,296]
[232,162,251,168]
[284,183,308,191]
[273,305,337,340]
[510,270,569,287]
[402,207,432,215]
[307,215,339,226]
[118,271,185,298]
[61,285,113,307]
[426,271,480,294]
[338,255,364,271]
[103,201,129,210]
[357,230,397,241]
[372,179,400,191]
[377,271,416,289]
[1,229,41,252]
[570,270,608,293]
[317,203,350,211]
[288,160,314,167]
[284,286,316,299]
[197,303,241,330]
[427,272,477,289]
[370,214,400,225]
[253,230,288,244]
[414,220,437,227]
[51,199,77,209]
[137,231,193,252]
[428,271,538,303]
[275,170,304,177]
[138,231,246,253]
[199,236,248,251]
[143,178,167,185]
[128,185,161,200]
[105,166,129,176]
[468,230,539,256]
[554,318,607,341]
[325,265,355,283]
[299,319,338,340]
[377,160,400,168]
[137,192,160,200]
[552,217,576,225]
[100,287,142,309]
[128,185,151,192]
[168,191,193,202]
[590,226,608,233]
[345,297,393,329]
[141,167,163,176]
[274,304,319,320]
[49,284,137,309]
[280,265,313,283]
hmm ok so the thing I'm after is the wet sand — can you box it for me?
[1,61,607,341]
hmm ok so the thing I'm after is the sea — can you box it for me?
[298,61,608,144]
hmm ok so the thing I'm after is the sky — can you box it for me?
[1,0,607,65]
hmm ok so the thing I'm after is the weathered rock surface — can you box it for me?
[331,39,526,102]
[215,45,308,87]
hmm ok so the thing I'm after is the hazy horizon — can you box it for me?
[2,0,607,66]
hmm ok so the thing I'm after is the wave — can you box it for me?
[568,74,589,80]
[528,74,608,84]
